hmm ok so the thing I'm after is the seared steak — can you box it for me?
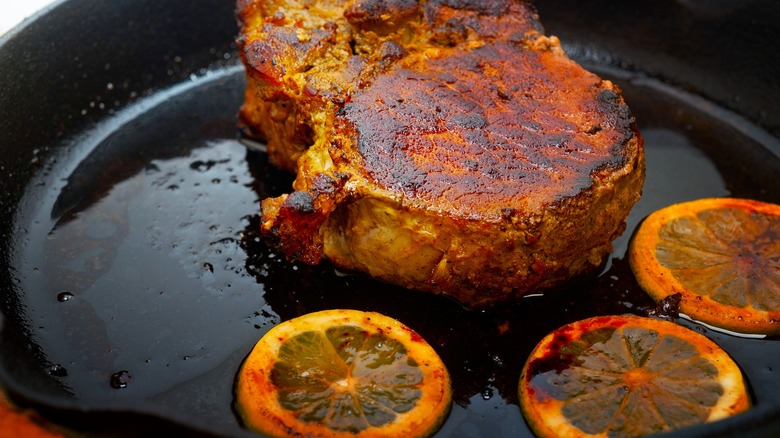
[236,0,645,307]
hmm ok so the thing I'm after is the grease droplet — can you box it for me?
[57,292,74,302]
[110,370,132,389]
[49,364,68,377]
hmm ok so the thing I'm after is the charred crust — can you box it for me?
[243,40,285,84]
[243,23,337,83]
[282,191,315,214]
[378,40,408,62]
[272,193,326,263]
[424,0,542,43]
[585,125,602,135]
[344,0,419,25]
[500,207,516,221]
[427,0,512,17]
[310,173,341,196]
[430,18,469,46]
[496,87,512,101]
[596,86,635,130]
[447,113,487,130]
[340,41,639,219]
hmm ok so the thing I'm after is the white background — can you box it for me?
[1,0,56,36]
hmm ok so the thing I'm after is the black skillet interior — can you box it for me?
[1,0,779,437]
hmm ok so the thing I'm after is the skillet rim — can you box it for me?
[1,1,780,437]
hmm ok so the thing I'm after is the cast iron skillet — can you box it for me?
[1,0,779,436]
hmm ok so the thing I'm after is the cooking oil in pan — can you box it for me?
[7,65,780,436]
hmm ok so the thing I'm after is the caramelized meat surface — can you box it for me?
[237,0,645,307]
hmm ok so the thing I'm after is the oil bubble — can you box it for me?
[110,370,132,389]
[49,364,68,377]
[57,292,75,302]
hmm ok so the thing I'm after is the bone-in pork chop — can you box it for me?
[236,0,645,307]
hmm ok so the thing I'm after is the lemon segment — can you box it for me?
[236,309,451,437]
[629,197,780,335]
[519,315,750,438]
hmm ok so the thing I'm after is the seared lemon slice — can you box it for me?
[236,309,451,437]
[629,197,780,335]
[519,315,750,438]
